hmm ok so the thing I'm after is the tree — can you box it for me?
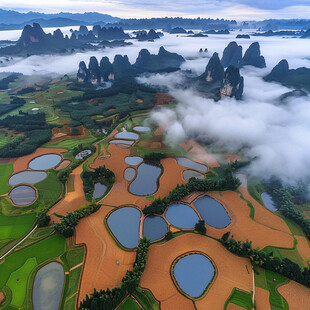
[195,220,206,235]
[36,211,51,227]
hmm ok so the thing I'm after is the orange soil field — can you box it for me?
[224,154,242,163]
[49,165,87,220]
[0,291,5,305]
[140,234,253,310]
[255,287,271,310]
[55,159,71,170]
[196,191,294,249]
[226,304,245,310]
[156,93,176,105]
[10,147,67,173]
[136,99,143,103]
[296,235,310,262]
[75,206,136,303]
[181,140,220,168]
[277,281,310,310]
[51,132,67,141]
[239,187,292,235]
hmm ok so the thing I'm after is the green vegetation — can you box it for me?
[119,298,140,310]
[132,289,159,310]
[224,288,253,310]
[195,220,206,235]
[45,135,97,150]
[220,232,310,288]
[247,178,265,206]
[143,153,166,162]
[6,257,37,307]
[79,238,150,310]
[255,268,288,310]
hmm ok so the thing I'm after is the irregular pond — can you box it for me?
[32,262,65,310]
[109,140,134,146]
[124,168,136,181]
[176,158,207,172]
[107,207,141,248]
[173,253,215,298]
[125,156,143,166]
[143,216,168,241]
[29,154,62,170]
[93,182,107,199]
[75,149,92,160]
[183,170,204,182]
[165,203,199,229]
[129,162,161,196]
[194,196,231,228]
[10,185,36,206]
[261,192,278,212]
[133,126,151,133]
[115,130,139,140]
[8,171,47,186]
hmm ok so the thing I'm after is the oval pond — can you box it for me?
[10,185,36,206]
[165,203,199,229]
[8,171,47,186]
[143,215,168,241]
[29,154,62,170]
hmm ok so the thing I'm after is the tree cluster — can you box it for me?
[143,166,240,215]
[54,203,100,237]
[143,153,166,162]
[195,220,206,235]
[220,232,310,288]
[0,73,20,89]
[36,210,51,227]
[79,237,150,310]
[82,166,115,201]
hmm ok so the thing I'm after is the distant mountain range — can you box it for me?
[0,9,120,30]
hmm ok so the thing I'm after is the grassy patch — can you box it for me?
[133,289,159,310]
[64,266,82,303]
[6,257,37,307]
[145,195,154,201]
[44,135,97,150]
[120,297,140,310]
[63,246,84,269]
[255,268,288,310]
[0,163,13,195]
[225,288,253,309]
[247,178,265,206]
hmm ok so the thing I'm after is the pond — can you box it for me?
[173,253,215,298]
[125,156,143,166]
[261,192,278,212]
[124,168,136,181]
[194,196,231,229]
[10,185,36,206]
[129,162,161,196]
[176,158,207,172]
[93,182,107,199]
[32,262,65,310]
[165,203,199,229]
[8,171,47,186]
[107,207,141,248]
[233,173,247,188]
[29,154,62,170]
[143,216,168,241]
[75,149,92,160]
[115,129,139,140]
[133,126,151,133]
[183,170,204,182]
[109,140,134,146]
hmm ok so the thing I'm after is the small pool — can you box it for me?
[8,171,47,185]
[29,154,62,170]
[93,182,107,199]
[115,130,139,140]
[32,262,65,310]
[109,140,134,145]
[173,253,215,298]
[261,192,278,212]
[183,170,204,182]
[75,150,92,160]
[133,126,151,133]
[194,196,231,228]
[124,168,136,181]
[165,203,199,229]
[129,162,161,196]
[143,216,168,241]
[10,185,36,206]
[125,156,143,166]
[176,158,207,172]
[107,207,141,248]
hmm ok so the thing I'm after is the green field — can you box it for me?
[255,268,288,310]
[120,297,140,310]
[225,288,253,309]
[132,289,159,310]
[6,257,37,307]
[62,246,85,269]
[0,234,65,308]
[0,163,13,195]
[44,135,97,150]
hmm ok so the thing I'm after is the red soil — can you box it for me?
[224,154,242,163]
[255,287,271,310]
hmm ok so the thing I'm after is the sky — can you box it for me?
[1,0,310,20]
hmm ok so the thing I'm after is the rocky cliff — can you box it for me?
[221,41,242,68]
[220,65,244,100]
[242,42,266,68]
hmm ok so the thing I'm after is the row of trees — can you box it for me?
[82,166,115,201]
[143,166,240,215]
[54,203,100,237]
[220,232,310,288]
[143,152,166,162]
[79,237,150,310]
